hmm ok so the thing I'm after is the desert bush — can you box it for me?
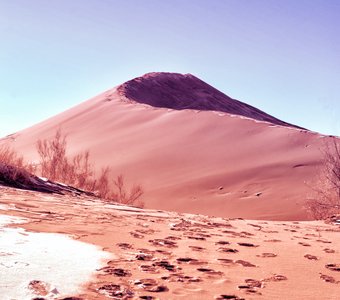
[36,129,97,190]
[35,129,143,206]
[111,174,144,206]
[0,162,38,191]
[96,166,111,199]
[0,146,25,168]
[0,145,36,174]
[306,138,340,219]
[0,130,144,206]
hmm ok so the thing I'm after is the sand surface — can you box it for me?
[1,187,339,299]
[0,72,338,220]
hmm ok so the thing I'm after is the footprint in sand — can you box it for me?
[153,260,177,272]
[263,229,279,234]
[263,274,288,282]
[237,242,258,247]
[136,253,154,261]
[319,273,339,284]
[222,230,253,238]
[238,285,262,295]
[207,221,233,229]
[100,267,132,277]
[316,239,332,244]
[238,278,265,295]
[140,265,158,273]
[217,247,239,253]
[161,273,202,283]
[323,248,335,253]
[215,295,244,300]
[217,258,235,265]
[176,257,204,265]
[117,242,134,250]
[284,229,297,232]
[169,220,192,231]
[145,285,168,292]
[98,284,134,298]
[148,239,177,248]
[217,258,256,267]
[298,242,311,247]
[197,267,224,276]
[215,241,230,245]
[134,278,169,292]
[257,253,277,258]
[304,254,318,260]
[325,263,340,272]
[244,278,264,288]
[155,249,172,255]
[186,235,206,241]
[165,235,182,240]
[189,245,205,252]
[130,232,145,239]
[136,229,156,235]
[264,239,281,242]
[235,260,256,267]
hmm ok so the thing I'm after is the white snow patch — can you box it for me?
[38,176,49,182]
[0,214,110,299]
[0,204,11,211]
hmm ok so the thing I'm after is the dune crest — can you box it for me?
[118,72,302,128]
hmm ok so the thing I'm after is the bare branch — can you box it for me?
[306,137,340,219]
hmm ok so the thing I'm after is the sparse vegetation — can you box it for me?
[0,162,32,187]
[36,129,96,191]
[0,146,28,170]
[0,129,144,207]
[112,174,144,206]
[306,138,340,220]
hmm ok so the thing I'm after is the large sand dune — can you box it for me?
[0,72,335,220]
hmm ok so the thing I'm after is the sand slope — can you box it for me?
[1,187,339,299]
[0,73,336,220]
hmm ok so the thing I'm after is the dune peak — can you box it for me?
[117,72,301,128]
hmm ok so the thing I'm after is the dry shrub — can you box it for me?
[0,145,32,189]
[36,129,67,181]
[0,162,32,187]
[306,138,340,219]
[36,130,96,190]
[0,129,144,206]
[96,166,111,199]
[0,145,36,174]
[0,146,25,169]
[35,129,143,206]
[112,174,144,207]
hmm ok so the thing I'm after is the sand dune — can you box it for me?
[0,72,336,220]
[0,187,339,299]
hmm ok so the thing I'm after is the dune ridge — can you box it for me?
[118,72,302,129]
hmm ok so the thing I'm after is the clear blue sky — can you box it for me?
[1,0,339,137]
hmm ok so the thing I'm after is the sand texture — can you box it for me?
[1,187,339,299]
